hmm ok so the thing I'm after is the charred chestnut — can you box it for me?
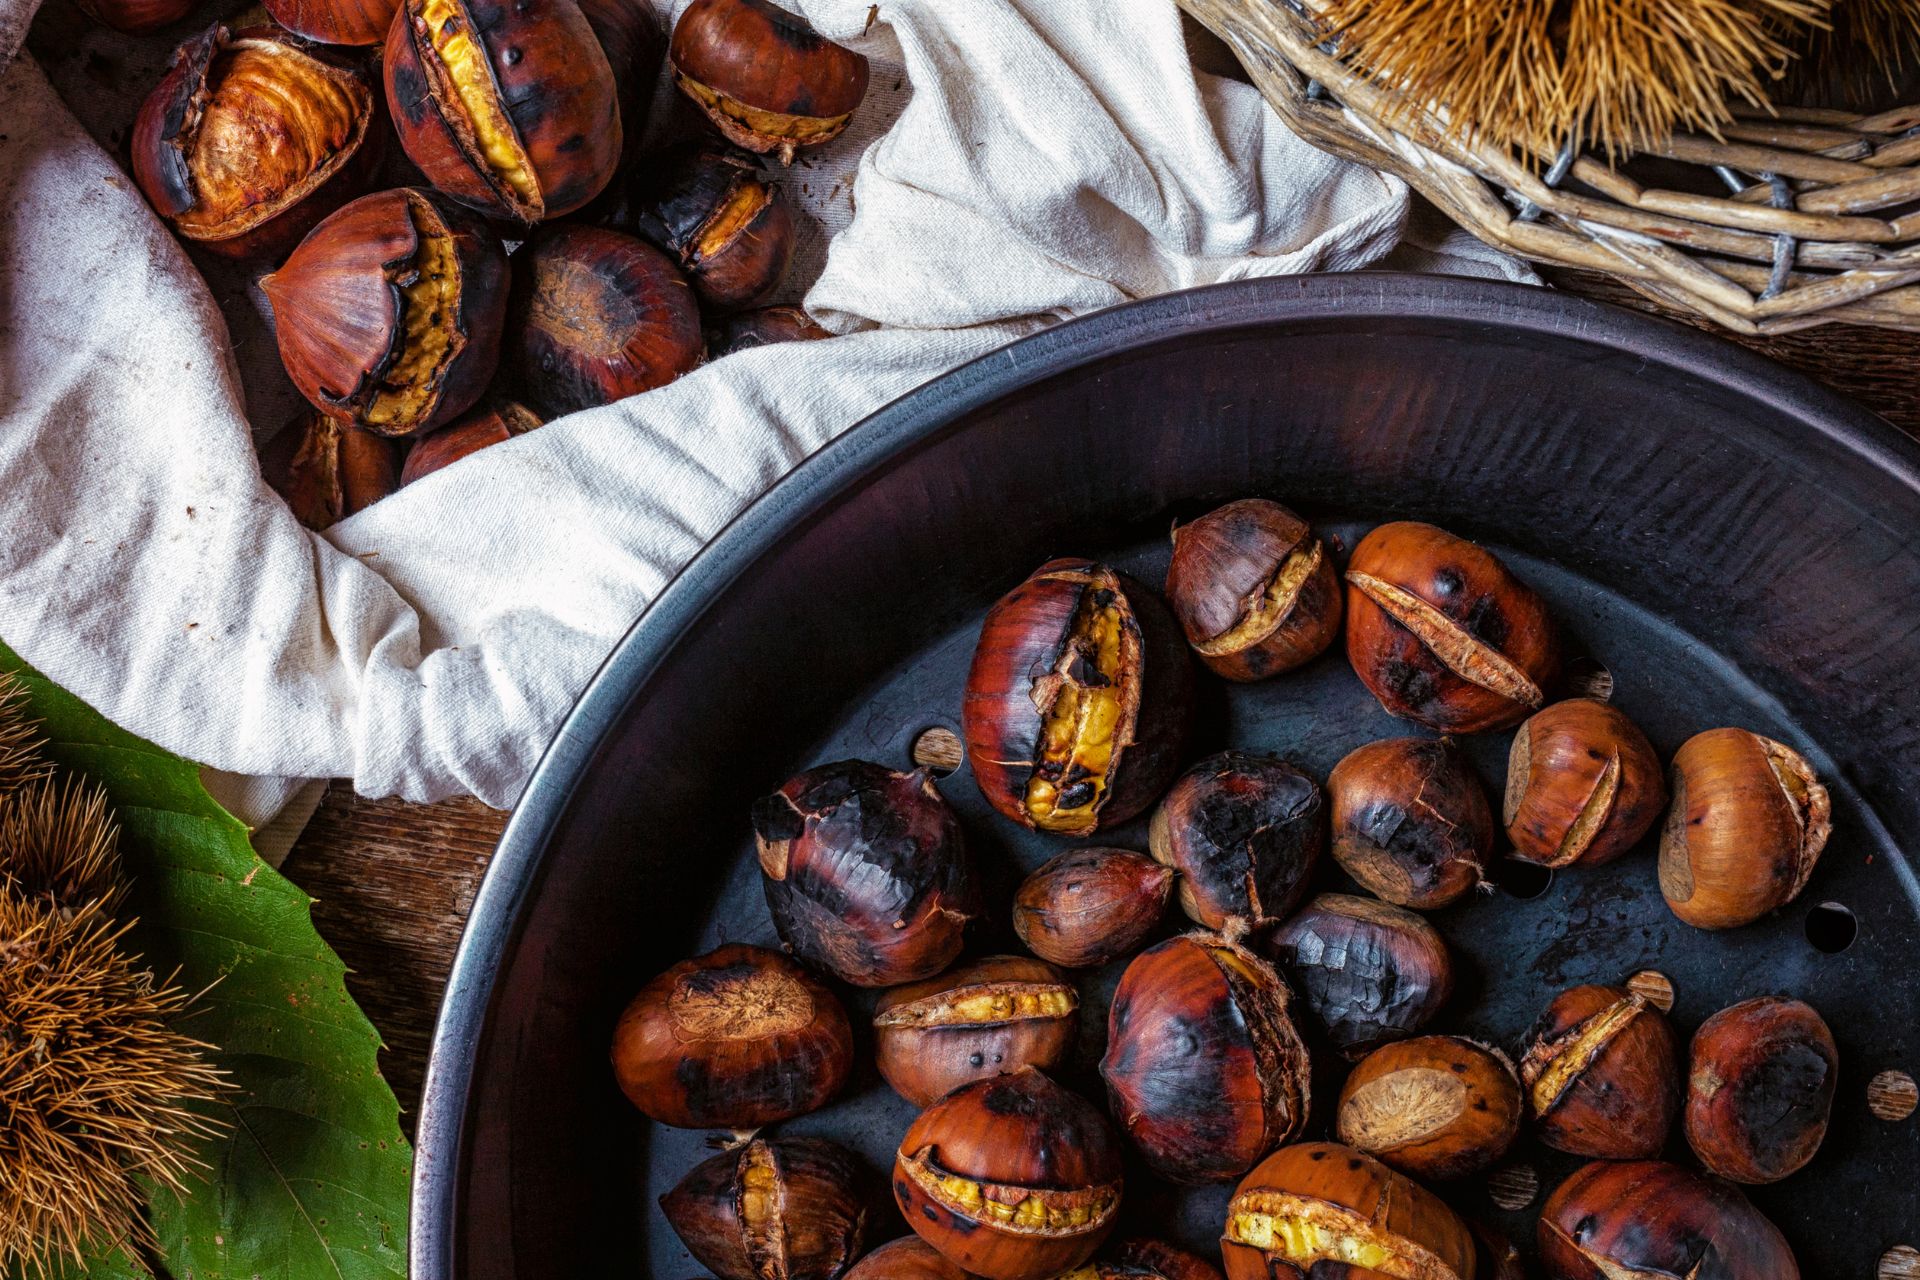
[261,410,401,529]
[1149,752,1324,933]
[873,955,1078,1108]
[1519,983,1681,1159]
[843,1237,972,1280]
[661,1136,868,1280]
[1164,499,1342,681]
[1538,1160,1799,1280]
[710,305,833,355]
[963,559,1193,836]
[1328,737,1489,910]
[1685,996,1836,1183]
[1012,847,1173,969]
[610,943,852,1128]
[894,1067,1123,1280]
[1343,522,1560,734]
[1659,727,1832,930]
[752,760,976,987]
[400,399,541,485]
[1335,1036,1520,1180]
[1266,894,1452,1058]
[670,0,870,163]
[618,141,796,312]
[1504,698,1665,868]
[74,0,197,34]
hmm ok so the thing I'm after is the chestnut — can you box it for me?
[264,0,395,44]
[1091,1239,1225,1280]
[873,955,1078,1108]
[1265,894,1452,1058]
[670,0,870,163]
[1685,995,1837,1183]
[1149,752,1324,933]
[618,141,796,312]
[1011,847,1173,969]
[751,760,977,987]
[1659,727,1832,930]
[1538,1160,1799,1280]
[575,0,664,157]
[261,410,402,529]
[1164,499,1342,681]
[661,1136,868,1280]
[262,187,507,437]
[894,1067,1123,1280]
[610,943,852,1128]
[400,399,542,485]
[1099,932,1310,1184]
[963,559,1193,836]
[1335,1036,1521,1180]
[512,225,706,417]
[843,1237,972,1280]
[74,0,196,34]
[1504,698,1665,868]
[1221,1143,1476,1280]
[1518,983,1681,1160]
[1328,737,1490,910]
[383,0,620,222]
[1467,1223,1524,1280]
[1343,522,1560,734]
[710,305,834,356]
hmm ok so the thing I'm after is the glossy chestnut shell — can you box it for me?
[1335,1035,1521,1180]
[710,305,833,355]
[1265,894,1452,1059]
[963,559,1193,836]
[661,1136,868,1280]
[576,0,664,158]
[1685,995,1837,1183]
[610,943,852,1128]
[1012,847,1173,969]
[843,1236,973,1280]
[618,141,797,312]
[265,0,396,44]
[1149,752,1324,933]
[1343,522,1560,734]
[1504,698,1665,868]
[873,955,1078,1108]
[261,410,402,529]
[1164,499,1342,681]
[1518,983,1681,1160]
[1538,1160,1799,1280]
[74,0,197,34]
[751,760,977,987]
[1328,737,1490,910]
[400,399,542,485]
[670,0,870,163]
[893,1067,1124,1280]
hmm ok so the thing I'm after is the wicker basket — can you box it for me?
[1181,0,1920,334]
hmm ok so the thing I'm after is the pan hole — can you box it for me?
[1805,901,1857,954]
[1485,1163,1537,1211]
[1881,1245,1920,1280]
[1625,970,1675,1013]
[1869,1070,1918,1122]
[1494,859,1553,900]
[1564,656,1614,703]
[911,726,965,778]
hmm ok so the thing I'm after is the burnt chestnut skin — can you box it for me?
[1265,894,1452,1058]
[1012,847,1173,969]
[1164,499,1342,681]
[1519,984,1681,1160]
[1538,1160,1800,1280]
[1328,737,1490,910]
[1685,996,1837,1183]
[1149,752,1324,933]
[872,955,1077,1108]
[616,140,797,312]
[661,1136,868,1280]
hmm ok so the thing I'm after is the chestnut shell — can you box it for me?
[670,0,870,162]
[1518,984,1681,1160]
[1265,893,1452,1058]
[872,954,1077,1108]
[261,410,401,529]
[1335,1035,1521,1180]
[843,1237,973,1280]
[1164,499,1343,681]
[1149,751,1325,932]
[576,0,664,159]
[1504,698,1665,869]
[1098,1239,1225,1280]
[400,399,542,485]
[1684,996,1837,1183]
[1538,1160,1799,1280]
[660,1136,868,1280]
[74,0,198,34]
[710,304,833,355]
[1328,737,1490,910]
[617,140,797,312]
[265,0,397,44]
[1012,847,1174,969]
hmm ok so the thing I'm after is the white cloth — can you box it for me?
[0,0,1529,827]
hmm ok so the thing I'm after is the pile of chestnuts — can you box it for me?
[606,499,1855,1280]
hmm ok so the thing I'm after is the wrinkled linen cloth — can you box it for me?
[0,0,1529,830]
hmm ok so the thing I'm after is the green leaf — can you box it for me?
[0,643,411,1280]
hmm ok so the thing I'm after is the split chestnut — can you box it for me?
[873,955,1077,1108]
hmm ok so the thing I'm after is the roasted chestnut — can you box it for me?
[752,760,977,987]
[263,187,507,437]
[963,559,1193,836]
[661,1136,868,1280]
[512,225,705,417]
[1164,499,1342,681]
[264,0,394,44]
[1088,1239,1225,1280]
[1467,1223,1524,1280]
[1343,522,1560,734]
[1518,983,1681,1160]
[1538,1160,1800,1280]
[873,955,1078,1108]
[1328,737,1489,910]
[1685,995,1837,1183]
[843,1237,972,1280]
[74,0,197,34]
[1335,1036,1521,1180]
[894,1067,1123,1280]
[1012,847,1173,969]
[610,943,852,1128]
[670,0,870,163]
[710,305,833,356]
[1149,752,1324,933]
[400,399,541,485]
[576,0,664,157]
[1504,698,1665,868]
[1266,894,1452,1058]
[618,141,796,312]
[384,0,620,222]
[1659,727,1832,930]
[261,410,401,529]
[1221,1143,1476,1280]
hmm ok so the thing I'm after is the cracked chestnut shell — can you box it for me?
[1335,1036,1520,1181]
[1149,752,1324,933]
[1221,1143,1476,1280]
[1518,983,1680,1160]
[873,955,1078,1108]
[710,305,833,355]
[670,0,869,163]
[1099,932,1310,1184]
[963,559,1193,837]
[400,398,541,485]
[1012,847,1173,969]
[1538,1160,1799,1280]
[1343,522,1560,734]
[1659,727,1832,930]
[261,410,401,529]
[262,187,507,437]
[1504,698,1665,869]
[611,943,852,1128]
[619,141,797,312]
[661,1136,869,1280]
[1165,499,1342,681]
[1328,737,1489,911]
[1266,894,1452,1059]
[1685,996,1836,1184]
[843,1237,973,1280]
[893,1067,1124,1280]
[752,760,977,987]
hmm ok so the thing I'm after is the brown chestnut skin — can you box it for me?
[873,955,1077,1109]
[1100,933,1311,1185]
[1165,499,1342,681]
[752,760,977,987]
[1659,727,1832,930]
[671,0,870,163]
[963,559,1194,837]
[1150,752,1324,933]
[1335,1036,1520,1180]
[1343,522,1560,734]
[710,305,834,356]
[575,0,664,162]
[262,410,402,529]
[1518,983,1681,1160]
[617,141,797,312]
[1466,1223,1523,1280]
[265,0,395,44]
[843,1237,974,1280]
[1221,1143,1476,1280]
[661,1136,868,1280]
[1504,698,1665,869]
[1265,894,1452,1059]
[893,1067,1124,1280]
[1011,848,1173,969]
[74,0,198,34]
[1328,737,1489,910]
[1538,1160,1800,1280]
[1685,995,1837,1183]
[1088,1239,1225,1280]
[610,943,852,1128]
[400,399,541,486]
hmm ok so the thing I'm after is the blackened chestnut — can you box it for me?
[1164,499,1342,681]
[1504,698,1665,868]
[1012,847,1173,969]
[400,399,542,485]
[1538,1160,1799,1280]
[619,141,796,312]
[1266,894,1452,1058]
[1328,737,1489,910]
[1149,752,1324,933]
[1335,1036,1521,1180]
[1685,995,1836,1183]
[1518,983,1681,1160]
[873,955,1077,1108]
[710,305,833,356]
[843,1237,972,1280]
[261,410,402,529]
[670,0,870,162]
[661,1136,869,1280]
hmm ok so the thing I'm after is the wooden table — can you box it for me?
[279,266,1920,1131]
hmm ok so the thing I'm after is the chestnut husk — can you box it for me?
[1265,893,1452,1058]
[1328,737,1490,910]
[1518,983,1681,1160]
[1685,995,1836,1183]
[873,955,1077,1108]
[400,399,542,485]
[1504,698,1665,868]
[1149,751,1325,933]
[266,0,398,44]
[752,760,977,987]
[261,410,402,529]
[1011,847,1173,969]
[75,0,197,34]
[670,0,870,163]
[1164,499,1342,681]
[1538,1160,1800,1280]
[616,140,796,312]
[709,305,833,356]
[843,1237,973,1280]
[1335,1035,1521,1180]
[661,1136,869,1280]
